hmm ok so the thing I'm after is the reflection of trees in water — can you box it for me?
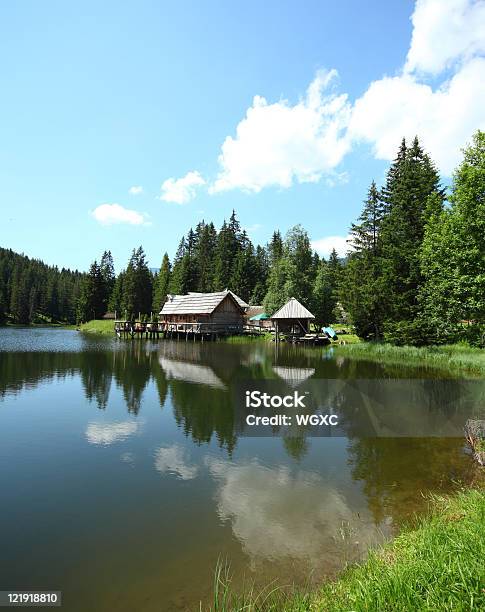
[0,352,79,398]
[80,352,113,409]
[0,344,168,415]
[170,382,237,453]
[347,437,484,525]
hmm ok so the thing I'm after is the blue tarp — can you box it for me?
[323,326,338,339]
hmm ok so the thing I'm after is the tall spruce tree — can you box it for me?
[340,181,386,339]
[100,250,115,311]
[122,247,153,318]
[152,253,171,312]
[230,231,256,302]
[378,136,444,342]
[77,261,106,322]
[213,212,242,290]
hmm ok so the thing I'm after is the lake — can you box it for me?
[0,328,482,611]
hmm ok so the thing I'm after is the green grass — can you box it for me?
[225,333,272,343]
[314,488,485,611]
[334,342,485,375]
[203,488,485,611]
[76,319,114,334]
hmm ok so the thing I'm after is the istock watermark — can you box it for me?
[233,379,485,438]
[234,381,342,437]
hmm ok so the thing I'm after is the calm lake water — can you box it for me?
[0,328,483,611]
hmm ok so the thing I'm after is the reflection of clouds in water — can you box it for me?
[120,452,135,465]
[85,420,141,445]
[205,457,382,564]
[154,445,199,481]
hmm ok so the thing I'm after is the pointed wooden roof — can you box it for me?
[160,290,244,315]
[271,297,315,320]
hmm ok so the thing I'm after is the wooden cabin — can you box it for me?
[271,297,315,339]
[160,290,245,335]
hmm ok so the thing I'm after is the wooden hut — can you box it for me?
[271,297,315,340]
[160,290,245,336]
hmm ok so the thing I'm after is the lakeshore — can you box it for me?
[207,487,485,611]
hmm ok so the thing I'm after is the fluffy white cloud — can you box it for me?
[85,420,140,445]
[311,234,351,257]
[92,203,148,226]
[349,57,485,175]
[404,0,485,75]
[128,185,144,195]
[207,0,485,192]
[210,70,351,193]
[159,171,206,204]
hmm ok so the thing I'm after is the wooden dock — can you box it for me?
[114,320,244,341]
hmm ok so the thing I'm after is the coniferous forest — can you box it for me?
[1,131,484,346]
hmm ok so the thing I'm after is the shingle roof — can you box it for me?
[271,297,315,319]
[187,290,249,309]
[160,290,243,315]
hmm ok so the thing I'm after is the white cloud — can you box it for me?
[85,420,141,445]
[169,1,485,197]
[404,0,485,75]
[210,70,351,194]
[348,57,485,176]
[92,203,149,226]
[159,171,206,204]
[128,185,144,195]
[154,445,199,480]
[311,234,351,257]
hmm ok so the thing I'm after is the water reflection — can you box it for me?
[154,444,199,480]
[206,457,387,569]
[1,329,484,610]
[85,420,142,445]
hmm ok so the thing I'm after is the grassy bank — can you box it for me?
[206,488,485,611]
[76,320,114,334]
[335,342,485,376]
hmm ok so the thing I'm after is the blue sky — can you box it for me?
[1,0,484,272]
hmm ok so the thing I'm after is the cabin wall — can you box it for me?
[211,297,244,325]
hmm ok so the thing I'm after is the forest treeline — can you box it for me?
[1,130,483,346]
[0,248,84,325]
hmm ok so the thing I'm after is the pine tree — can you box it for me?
[122,247,153,318]
[378,136,444,341]
[251,245,269,305]
[152,253,171,312]
[312,260,334,327]
[77,261,106,321]
[195,222,217,292]
[267,230,284,267]
[100,250,115,311]
[169,237,187,295]
[230,232,255,302]
[419,130,485,346]
[108,271,125,316]
[340,182,386,338]
[213,214,242,290]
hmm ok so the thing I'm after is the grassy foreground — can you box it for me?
[207,488,485,611]
[335,342,485,376]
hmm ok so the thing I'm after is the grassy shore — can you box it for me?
[75,320,114,334]
[207,488,485,611]
[334,342,485,376]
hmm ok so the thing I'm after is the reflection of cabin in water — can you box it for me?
[271,297,315,340]
[160,290,246,337]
